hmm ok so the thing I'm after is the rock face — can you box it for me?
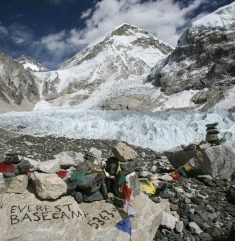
[34,173,67,199]
[0,191,163,241]
[147,2,235,110]
[0,51,39,112]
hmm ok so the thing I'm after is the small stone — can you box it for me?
[17,160,32,174]
[173,187,185,193]
[89,147,102,159]
[161,212,179,230]
[185,198,191,204]
[175,221,184,233]
[71,191,83,203]
[139,170,152,177]
[83,190,104,202]
[207,129,219,134]
[208,226,223,238]
[206,122,219,128]
[189,222,203,234]
[198,232,213,241]
[170,203,179,211]
[206,134,219,142]
[4,154,20,164]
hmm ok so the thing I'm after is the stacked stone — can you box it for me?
[205,122,221,145]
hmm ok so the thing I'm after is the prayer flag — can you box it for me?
[115,216,132,235]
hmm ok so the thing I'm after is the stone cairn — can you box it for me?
[205,122,222,145]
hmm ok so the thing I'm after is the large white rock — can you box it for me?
[0,191,163,241]
[161,212,179,230]
[165,141,235,179]
[54,151,84,167]
[189,222,203,234]
[37,159,61,174]
[34,173,67,200]
[199,142,235,179]
[112,142,137,162]
[5,175,28,194]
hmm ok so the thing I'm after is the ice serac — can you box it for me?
[35,24,173,110]
[16,55,49,72]
[0,52,39,112]
[147,2,235,111]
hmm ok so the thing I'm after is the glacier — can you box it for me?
[0,108,234,152]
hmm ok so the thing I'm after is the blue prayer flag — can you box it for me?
[115,216,132,235]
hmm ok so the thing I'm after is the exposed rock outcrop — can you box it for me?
[147,2,235,110]
[0,51,39,112]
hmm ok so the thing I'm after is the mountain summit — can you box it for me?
[34,23,173,109]
[16,55,49,72]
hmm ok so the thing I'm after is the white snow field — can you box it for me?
[0,108,234,152]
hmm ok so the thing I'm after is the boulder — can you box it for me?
[165,142,235,179]
[54,151,84,167]
[0,191,163,241]
[161,212,179,230]
[199,142,235,179]
[34,173,67,200]
[112,142,137,162]
[37,159,61,174]
[5,175,28,194]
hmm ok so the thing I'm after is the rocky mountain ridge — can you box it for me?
[16,55,49,72]
[1,3,235,112]
[0,52,39,113]
[146,2,235,111]
[32,23,173,110]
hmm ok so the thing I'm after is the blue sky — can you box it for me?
[0,0,234,69]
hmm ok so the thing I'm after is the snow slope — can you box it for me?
[32,24,173,109]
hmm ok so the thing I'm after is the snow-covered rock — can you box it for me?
[33,24,173,110]
[147,1,235,111]
[0,51,39,112]
[16,55,49,72]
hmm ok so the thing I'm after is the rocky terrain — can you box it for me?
[147,2,235,111]
[0,127,235,241]
[0,52,39,112]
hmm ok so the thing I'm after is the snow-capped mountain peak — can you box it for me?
[192,2,235,32]
[16,55,49,72]
[33,23,173,110]
[60,23,173,69]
